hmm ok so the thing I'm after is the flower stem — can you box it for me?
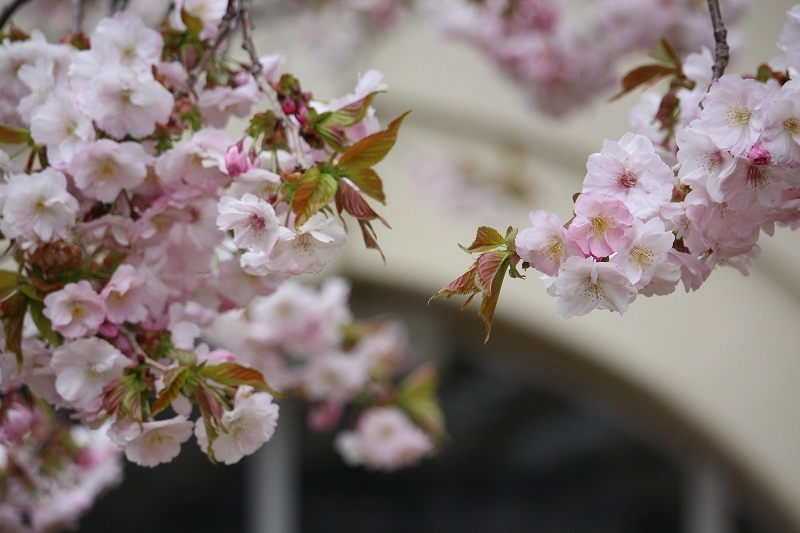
[706,0,729,83]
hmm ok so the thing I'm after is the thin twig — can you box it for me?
[110,0,130,14]
[176,0,240,99]
[70,0,84,33]
[0,0,32,30]
[240,0,307,164]
[706,0,729,83]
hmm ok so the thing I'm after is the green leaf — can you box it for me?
[180,9,204,36]
[152,367,190,416]
[292,168,339,227]
[0,123,29,144]
[338,111,410,169]
[247,110,278,139]
[28,299,61,347]
[200,362,282,396]
[1,292,27,367]
[396,363,446,441]
[0,270,19,302]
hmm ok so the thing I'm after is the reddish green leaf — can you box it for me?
[200,362,282,396]
[152,366,190,416]
[612,64,675,100]
[195,380,224,427]
[337,179,390,227]
[292,168,338,228]
[464,226,505,253]
[345,167,385,204]
[475,250,508,295]
[338,111,410,169]
[478,257,510,343]
[430,266,479,302]
[0,124,29,144]
[358,219,385,263]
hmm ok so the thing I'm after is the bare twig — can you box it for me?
[706,0,729,83]
[0,0,32,30]
[240,0,307,164]
[70,0,84,33]
[110,0,130,14]
[176,0,240,99]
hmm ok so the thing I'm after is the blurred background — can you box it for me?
[72,0,800,532]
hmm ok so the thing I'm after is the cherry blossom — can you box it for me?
[51,338,130,412]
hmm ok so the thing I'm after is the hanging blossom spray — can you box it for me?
[0,0,444,530]
[435,2,800,337]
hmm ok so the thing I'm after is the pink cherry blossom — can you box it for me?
[610,218,674,287]
[699,75,768,156]
[568,193,633,258]
[334,407,433,471]
[109,417,194,467]
[69,140,150,202]
[195,387,279,465]
[549,256,637,318]
[1,168,78,243]
[100,264,149,324]
[583,133,674,218]
[90,11,164,71]
[217,193,281,254]
[51,338,129,412]
[515,210,583,276]
[43,281,106,339]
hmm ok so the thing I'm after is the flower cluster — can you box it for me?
[0,2,442,530]
[436,4,800,329]
[434,0,747,116]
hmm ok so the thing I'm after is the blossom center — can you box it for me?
[631,247,654,269]
[589,216,610,236]
[246,214,266,236]
[583,281,604,301]
[726,105,751,126]
[97,158,117,181]
[617,170,637,189]
[784,117,800,136]
[543,237,563,260]
[746,165,768,190]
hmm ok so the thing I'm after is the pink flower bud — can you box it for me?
[748,141,772,166]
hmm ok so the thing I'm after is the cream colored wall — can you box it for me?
[256,2,800,528]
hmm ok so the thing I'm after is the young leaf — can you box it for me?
[0,270,19,302]
[475,250,508,294]
[200,362,282,396]
[612,64,674,100]
[292,168,338,227]
[464,226,505,253]
[152,366,190,416]
[28,299,61,347]
[1,293,27,366]
[337,179,390,227]
[430,265,480,302]
[338,111,411,169]
[344,167,385,204]
[396,363,446,441]
[478,256,510,343]
[0,124,29,144]
[358,220,386,263]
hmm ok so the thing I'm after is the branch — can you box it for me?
[110,0,130,14]
[706,0,729,83]
[176,0,239,99]
[0,0,32,30]
[240,0,307,164]
[71,0,84,33]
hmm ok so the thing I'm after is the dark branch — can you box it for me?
[240,0,262,80]
[706,0,729,83]
[0,0,32,30]
[71,0,84,33]
[110,0,131,14]
[175,0,239,99]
